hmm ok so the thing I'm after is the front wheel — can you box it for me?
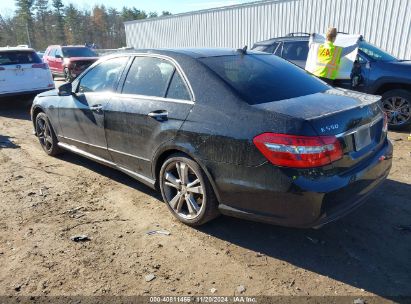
[381,89,411,130]
[35,112,62,156]
[159,154,219,226]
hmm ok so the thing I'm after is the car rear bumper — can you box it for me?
[0,88,54,99]
[208,139,393,228]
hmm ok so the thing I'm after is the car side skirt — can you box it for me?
[57,142,156,189]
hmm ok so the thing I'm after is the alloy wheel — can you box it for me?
[162,161,205,220]
[36,117,53,152]
[382,96,411,126]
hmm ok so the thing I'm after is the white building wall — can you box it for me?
[124,0,411,59]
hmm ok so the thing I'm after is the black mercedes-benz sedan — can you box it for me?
[31,48,393,228]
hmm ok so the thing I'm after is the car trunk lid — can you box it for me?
[254,88,386,170]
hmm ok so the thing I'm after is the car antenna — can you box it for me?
[237,45,248,55]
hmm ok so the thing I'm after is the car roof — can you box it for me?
[0,47,36,52]
[254,35,309,46]
[46,45,89,48]
[109,48,267,59]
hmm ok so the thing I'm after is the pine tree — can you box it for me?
[15,0,35,47]
[52,0,65,44]
[34,0,49,49]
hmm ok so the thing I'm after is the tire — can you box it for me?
[35,112,62,156]
[64,68,72,82]
[381,89,411,130]
[159,153,219,226]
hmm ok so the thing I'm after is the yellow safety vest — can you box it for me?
[312,41,343,80]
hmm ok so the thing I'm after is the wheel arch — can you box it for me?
[374,82,411,95]
[31,105,45,135]
[152,145,222,203]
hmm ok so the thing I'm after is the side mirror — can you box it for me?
[55,54,62,59]
[58,82,73,96]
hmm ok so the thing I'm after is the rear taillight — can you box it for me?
[383,112,388,133]
[253,133,343,168]
[32,63,48,69]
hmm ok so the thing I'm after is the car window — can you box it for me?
[200,54,328,105]
[265,42,280,54]
[55,48,63,58]
[0,51,42,65]
[253,45,267,52]
[122,57,175,97]
[49,48,56,57]
[78,57,128,93]
[166,71,191,100]
[62,47,97,58]
[282,41,309,61]
[273,43,282,56]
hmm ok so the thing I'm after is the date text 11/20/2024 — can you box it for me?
[149,296,258,303]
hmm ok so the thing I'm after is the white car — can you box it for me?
[0,47,54,98]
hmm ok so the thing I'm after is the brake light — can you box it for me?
[383,112,388,133]
[253,133,343,168]
[32,63,48,69]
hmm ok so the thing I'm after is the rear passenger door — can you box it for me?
[54,47,64,74]
[281,41,309,68]
[104,55,194,179]
[46,48,57,73]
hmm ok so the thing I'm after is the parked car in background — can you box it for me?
[31,49,392,228]
[0,47,54,99]
[37,51,44,60]
[252,33,411,130]
[43,45,99,82]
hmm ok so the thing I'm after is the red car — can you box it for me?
[43,45,99,82]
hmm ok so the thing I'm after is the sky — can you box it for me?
[0,0,257,16]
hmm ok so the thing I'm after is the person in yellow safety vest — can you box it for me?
[310,27,360,85]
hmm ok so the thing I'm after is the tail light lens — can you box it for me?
[253,133,343,168]
[32,63,48,69]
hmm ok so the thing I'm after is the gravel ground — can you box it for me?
[0,85,410,299]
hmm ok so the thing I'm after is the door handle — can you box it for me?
[148,110,168,121]
[90,104,103,112]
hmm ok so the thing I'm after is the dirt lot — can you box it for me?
[0,85,410,299]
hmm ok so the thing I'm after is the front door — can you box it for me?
[58,56,129,160]
[104,56,194,178]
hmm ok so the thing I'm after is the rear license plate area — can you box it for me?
[354,127,372,151]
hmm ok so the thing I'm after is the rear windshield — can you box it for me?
[200,54,329,104]
[0,51,42,65]
[62,47,97,58]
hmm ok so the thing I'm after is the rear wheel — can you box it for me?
[381,89,411,130]
[35,112,62,156]
[159,154,219,226]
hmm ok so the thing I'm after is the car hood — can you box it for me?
[390,60,411,66]
[66,57,99,61]
[37,89,59,97]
